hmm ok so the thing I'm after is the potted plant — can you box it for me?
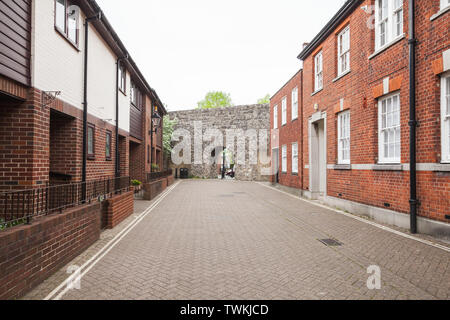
[131,179,142,193]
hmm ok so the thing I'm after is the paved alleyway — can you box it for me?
[28,180,449,300]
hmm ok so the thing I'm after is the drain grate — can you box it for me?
[318,239,343,247]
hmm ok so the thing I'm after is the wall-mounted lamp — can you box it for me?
[149,111,162,135]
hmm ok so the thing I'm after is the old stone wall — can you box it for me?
[168,104,270,181]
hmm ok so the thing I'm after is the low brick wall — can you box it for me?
[167,175,175,186]
[143,178,168,201]
[102,190,135,229]
[0,202,101,300]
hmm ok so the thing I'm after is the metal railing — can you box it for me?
[147,169,173,182]
[0,176,131,228]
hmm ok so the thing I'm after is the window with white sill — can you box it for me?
[282,145,287,173]
[282,97,287,125]
[338,110,351,164]
[441,0,450,10]
[375,0,403,50]
[378,93,401,163]
[273,105,278,129]
[441,73,450,163]
[55,0,79,45]
[314,51,323,92]
[292,143,298,174]
[337,26,350,76]
[292,88,298,120]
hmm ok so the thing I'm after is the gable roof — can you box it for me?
[79,0,167,115]
[297,0,362,61]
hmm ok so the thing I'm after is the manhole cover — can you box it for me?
[318,239,343,247]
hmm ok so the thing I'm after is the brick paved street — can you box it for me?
[27,180,449,300]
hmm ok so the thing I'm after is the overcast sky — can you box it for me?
[96,0,346,111]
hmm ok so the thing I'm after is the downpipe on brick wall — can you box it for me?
[82,11,102,189]
[408,0,418,234]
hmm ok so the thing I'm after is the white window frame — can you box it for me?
[378,92,401,164]
[281,97,287,125]
[273,105,278,129]
[292,143,299,174]
[337,110,351,164]
[441,0,450,10]
[441,72,450,163]
[282,145,287,173]
[375,0,404,50]
[314,51,323,92]
[55,0,66,32]
[337,26,350,76]
[292,87,298,121]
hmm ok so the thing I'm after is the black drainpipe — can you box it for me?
[115,55,128,178]
[82,12,102,185]
[408,0,418,234]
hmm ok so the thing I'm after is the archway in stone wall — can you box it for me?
[211,147,235,180]
[168,104,271,182]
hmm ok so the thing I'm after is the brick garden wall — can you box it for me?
[0,202,101,300]
[143,178,168,201]
[102,190,134,229]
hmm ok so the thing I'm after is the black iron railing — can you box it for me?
[147,169,173,182]
[0,176,131,228]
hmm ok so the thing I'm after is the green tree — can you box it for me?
[257,94,271,104]
[163,116,177,157]
[197,91,233,109]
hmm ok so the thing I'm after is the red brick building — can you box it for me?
[0,0,166,191]
[271,0,450,238]
[271,70,303,190]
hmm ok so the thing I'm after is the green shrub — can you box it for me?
[131,179,142,186]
